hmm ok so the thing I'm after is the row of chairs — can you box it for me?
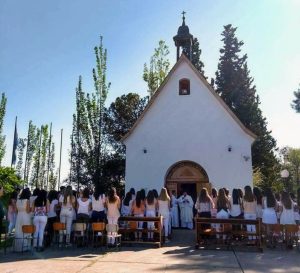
[263,223,299,249]
[18,222,121,253]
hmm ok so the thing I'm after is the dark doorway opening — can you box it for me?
[179,183,197,203]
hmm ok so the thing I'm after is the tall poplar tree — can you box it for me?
[215,24,279,189]
[23,121,37,183]
[71,37,111,190]
[143,40,170,97]
[16,138,26,178]
[0,93,7,165]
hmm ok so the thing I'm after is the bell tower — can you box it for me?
[173,11,193,61]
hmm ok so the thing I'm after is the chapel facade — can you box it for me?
[122,15,256,200]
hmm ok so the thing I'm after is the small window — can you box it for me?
[179,78,190,95]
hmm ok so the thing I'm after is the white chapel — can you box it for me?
[122,16,256,199]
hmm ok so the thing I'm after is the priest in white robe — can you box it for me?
[178,192,194,229]
[171,191,179,228]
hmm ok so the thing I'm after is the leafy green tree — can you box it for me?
[281,147,300,189]
[39,125,49,188]
[71,37,110,190]
[104,93,147,154]
[30,126,41,188]
[16,138,26,178]
[0,167,23,195]
[48,143,57,190]
[291,84,300,113]
[191,37,205,76]
[215,24,279,189]
[143,40,170,97]
[24,121,38,183]
[0,93,7,165]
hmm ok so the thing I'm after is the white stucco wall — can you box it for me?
[124,60,254,193]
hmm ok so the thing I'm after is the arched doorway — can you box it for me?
[165,161,210,202]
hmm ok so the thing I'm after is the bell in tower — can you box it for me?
[173,11,193,61]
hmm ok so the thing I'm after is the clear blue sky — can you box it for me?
[1,0,300,180]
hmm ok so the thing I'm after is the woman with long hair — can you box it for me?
[60,186,75,245]
[195,188,214,240]
[229,189,243,218]
[7,191,18,234]
[121,192,132,216]
[45,190,58,246]
[195,188,214,218]
[91,185,106,222]
[253,187,263,219]
[14,188,31,252]
[131,191,145,239]
[229,189,243,233]
[145,190,158,240]
[77,187,92,222]
[32,190,48,251]
[216,188,231,240]
[262,188,278,246]
[279,191,295,224]
[243,185,257,241]
[106,187,121,225]
[158,188,171,242]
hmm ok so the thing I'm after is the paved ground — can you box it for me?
[1,230,299,273]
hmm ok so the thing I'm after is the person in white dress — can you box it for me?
[14,188,31,252]
[262,188,278,246]
[243,186,257,241]
[91,186,106,222]
[77,188,92,222]
[121,192,133,216]
[32,190,48,251]
[279,191,295,224]
[178,191,194,229]
[105,187,121,244]
[158,188,171,242]
[145,190,158,239]
[60,186,76,245]
[170,191,179,228]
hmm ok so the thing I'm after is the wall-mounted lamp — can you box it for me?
[243,155,250,161]
[227,145,232,152]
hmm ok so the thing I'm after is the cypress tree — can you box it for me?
[191,37,205,76]
[291,84,300,113]
[215,24,279,189]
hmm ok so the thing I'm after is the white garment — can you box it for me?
[92,195,105,212]
[178,195,194,229]
[33,215,47,247]
[48,199,58,218]
[107,200,120,218]
[171,195,179,228]
[244,212,257,240]
[256,204,263,218]
[158,200,170,236]
[280,204,295,224]
[60,207,73,243]
[216,209,229,239]
[146,209,156,238]
[77,198,91,215]
[14,199,31,252]
[229,198,242,217]
[262,199,277,224]
[121,199,132,216]
[29,196,37,209]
